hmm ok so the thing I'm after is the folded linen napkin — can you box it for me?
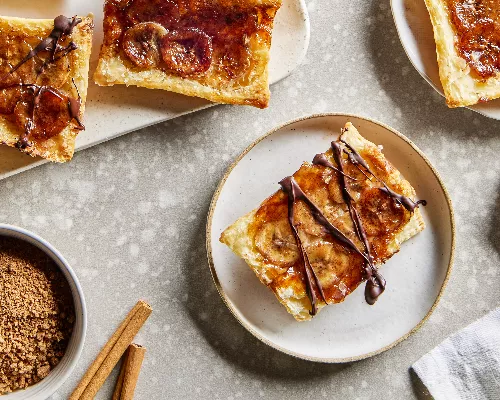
[412,308,500,400]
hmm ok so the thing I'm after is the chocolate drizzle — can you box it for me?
[68,79,84,130]
[379,186,427,213]
[280,136,427,312]
[10,15,82,74]
[279,177,325,316]
[312,153,357,180]
[330,142,385,305]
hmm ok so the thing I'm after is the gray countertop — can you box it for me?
[1,1,499,399]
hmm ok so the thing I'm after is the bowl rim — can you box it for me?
[205,112,455,363]
[0,223,87,398]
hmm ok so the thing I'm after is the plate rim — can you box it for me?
[389,0,494,119]
[205,113,455,363]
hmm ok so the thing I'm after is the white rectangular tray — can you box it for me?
[0,0,309,179]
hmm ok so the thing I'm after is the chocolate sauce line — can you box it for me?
[69,79,84,130]
[312,153,358,181]
[10,15,81,74]
[330,142,365,248]
[280,177,325,315]
[330,142,385,305]
[379,186,427,213]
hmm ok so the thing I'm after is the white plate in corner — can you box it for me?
[391,0,500,120]
[0,0,310,179]
[207,114,455,362]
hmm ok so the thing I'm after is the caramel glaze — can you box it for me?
[104,0,276,79]
[250,136,426,315]
[0,16,83,149]
[448,0,500,78]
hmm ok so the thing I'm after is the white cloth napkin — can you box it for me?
[412,308,500,400]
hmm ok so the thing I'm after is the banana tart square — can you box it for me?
[0,14,94,162]
[220,123,426,321]
[94,0,282,109]
[425,0,500,107]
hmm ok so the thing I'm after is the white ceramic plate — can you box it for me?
[0,0,309,179]
[391,0,500,119]
[207,114,454,362]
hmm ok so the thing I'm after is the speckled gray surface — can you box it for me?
[1,1,499,399]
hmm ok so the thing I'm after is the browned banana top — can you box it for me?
[104,0,277,79]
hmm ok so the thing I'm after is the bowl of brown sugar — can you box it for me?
[0,224,87,399]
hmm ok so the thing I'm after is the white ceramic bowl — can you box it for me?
[0,224,87,400]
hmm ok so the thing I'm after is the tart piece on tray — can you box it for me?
[220,123,426,321]
[425,0,500,107]
[94,0,282,108]
[0,14,94,162]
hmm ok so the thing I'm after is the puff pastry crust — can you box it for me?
[425,0,500,107]
[0,15,94,162]
[220,123,425,321]
[94,0,282,108]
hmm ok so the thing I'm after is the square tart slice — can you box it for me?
[425,0,500,107]
[94,0,282,108]
[220,123,426,321]
[0,14,94,162]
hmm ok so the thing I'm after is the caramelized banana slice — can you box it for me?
[0,62,20,88]
[294,201,325,238]
[0,42,37,89]
[307,241,362,301]
[32,89,69,139]
[307,242,352,276]
[36,56,71,89]
[255,219,299,267]
[14,89,68,141]
[122,22,167,68]
[219,44,250,80]
[358,187,405,236]
[0,87,22,115]
[0,63,22,114]
[327,174,345,204]
[160,28,213,76]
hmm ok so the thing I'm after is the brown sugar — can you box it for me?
[0,237,75,394]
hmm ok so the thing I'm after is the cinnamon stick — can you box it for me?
[120,344,146,400]
[111,349,128,400]
[70,300,152,400]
